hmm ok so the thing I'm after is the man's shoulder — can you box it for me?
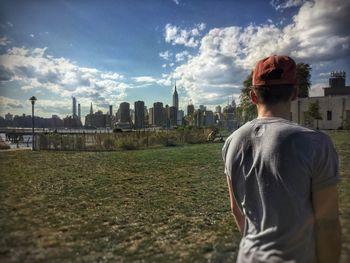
[226,121,254,142]
[224,119,330,149]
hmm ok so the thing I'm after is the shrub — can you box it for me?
[103,137,115,150]
[38,134,49,150]
[117,136,139,150]
[51,134,61,150]
[0,141,10,150]
[75,136,85,151]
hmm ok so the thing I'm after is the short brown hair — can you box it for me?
[253,85,295,105]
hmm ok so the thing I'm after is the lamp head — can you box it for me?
[29,96,37,105]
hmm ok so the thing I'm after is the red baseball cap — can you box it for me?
[252,55,297,87]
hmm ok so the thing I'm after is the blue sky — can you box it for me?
[0,0,349,118]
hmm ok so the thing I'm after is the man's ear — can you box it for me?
[250,89,258,104]
[291,85,298,101]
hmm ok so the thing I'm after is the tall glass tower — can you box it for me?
[72,97,77,118]
[172,84,179,110]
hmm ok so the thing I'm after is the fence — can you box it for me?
[34,128,212,151]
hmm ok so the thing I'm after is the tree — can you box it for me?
[238,72,257,124]
[296,63,312,98]
[308,101,322,129]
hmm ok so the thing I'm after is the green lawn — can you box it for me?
[0,131,349,262]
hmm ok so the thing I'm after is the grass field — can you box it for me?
[0,131,349,262]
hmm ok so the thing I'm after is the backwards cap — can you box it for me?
[252,55,297,87]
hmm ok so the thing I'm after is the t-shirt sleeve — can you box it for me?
[311,133,340,192]
[222,136,232,177]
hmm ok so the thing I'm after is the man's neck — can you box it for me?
[256,101,291,120]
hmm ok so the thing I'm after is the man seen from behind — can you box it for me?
[222,55,341,263]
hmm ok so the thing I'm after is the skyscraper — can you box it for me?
[134,100,145,129]
[72,97,77,118]
[148,107,154,127]
[119,102,130,123]
[109,105,113,116]
[173,84,179,110]
[168,106,177,127]
[78,103,81,120]
[153,102,164,127]
[177,110,184,126]
[187,103,194,116]
[90,102,93,115]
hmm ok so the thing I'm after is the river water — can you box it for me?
[0,128,114,149]
[0,133,32,149]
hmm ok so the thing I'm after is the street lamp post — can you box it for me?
[29,96,37,150]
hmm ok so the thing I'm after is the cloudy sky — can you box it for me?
[0,0,349,118]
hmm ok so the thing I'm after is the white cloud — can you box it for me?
[170,0,350,106]
[319,72,330,77]
[0,46,128,109]
[159,50,172,60]
[0,96,24,114]
[172,0,179,5]
[0,36,11,46]
[175,51,191,62]
[30,34,35,38]
[270,0,306,11]
[133,76,157,83]
[164,23,206,48]
[101,72,124,80]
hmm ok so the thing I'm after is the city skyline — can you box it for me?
[0,0,349,118]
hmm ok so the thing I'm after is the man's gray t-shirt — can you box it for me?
[222,117,339,263]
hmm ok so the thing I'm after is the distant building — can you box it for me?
[325,71,347,94]
[148,107,154,127]
[291,71,350,129]
[85,110,106,128]
[72,97,77,118]
[167,106,177,127]
[93,111,107,128]
[5,113,13,121]
[223,103,237,131]
[177,110,184,126]
[0,114,64,128]
[215,105,222,114]
[199,105,206,111]
[194,110,204,127]
[119,102,130,123]
[64,115,82,128]
[144,106,149,128]
[187,103,194,116]
[173,84,179,110]
[153,102,164,127]
[215,112,224,128]
[204,110,214,127]
[78,103,81,120]
[90,102,93,115]
[51,115,63,128]
[134,100,145,129]
[109,105,113,116]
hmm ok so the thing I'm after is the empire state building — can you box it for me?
[172,84,179,110]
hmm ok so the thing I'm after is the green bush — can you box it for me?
[38,134,49,150]
[117,136,139,150]
[51,134,61,150]
[103,137,115,150]
[75,136,85,151]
